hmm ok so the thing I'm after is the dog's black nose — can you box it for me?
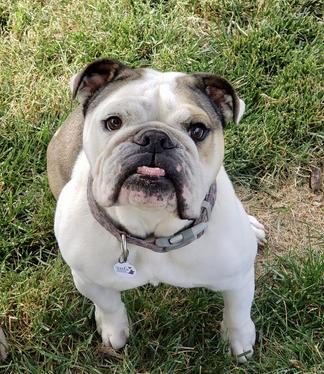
[133,130,176,153]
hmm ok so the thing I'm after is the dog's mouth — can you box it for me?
[96,147,190,218]
[117,164,178,211]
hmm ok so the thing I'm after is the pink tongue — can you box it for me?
[137,166,165,177]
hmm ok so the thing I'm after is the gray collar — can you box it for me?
[87,175,217,253]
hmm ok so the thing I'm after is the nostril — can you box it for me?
[134,134,150,146]
[142,135,150,146]
[160,135,175,150]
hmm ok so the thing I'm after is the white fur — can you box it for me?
[54,70,265,363]
[55,154,260,362]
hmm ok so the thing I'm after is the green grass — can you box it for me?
[0,0,323,372]
[1,252,323,373]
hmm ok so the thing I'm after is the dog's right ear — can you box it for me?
[70,59,133,103]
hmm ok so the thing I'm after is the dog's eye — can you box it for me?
[103,116,122,131]
[188,123,209,142]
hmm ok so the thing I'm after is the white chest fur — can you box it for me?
[55,152,257,292]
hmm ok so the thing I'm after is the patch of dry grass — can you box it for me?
[238,175,323,259]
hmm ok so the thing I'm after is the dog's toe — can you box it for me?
[221,319,255,363]
[232,344,254,363]
[248,215,267,245]
[95,305,129,350]
[102,329,129,350]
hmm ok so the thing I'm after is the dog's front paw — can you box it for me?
[221,319,256,363]
[248,215,266,245]
[95,304,129,350]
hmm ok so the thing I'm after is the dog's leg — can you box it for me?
[72,271,129,349]
[221,270,256,363]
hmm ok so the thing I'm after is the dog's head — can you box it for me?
[71,59,245,220]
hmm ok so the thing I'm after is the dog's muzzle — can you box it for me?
[91,124,206,220]
[88,175,217,252]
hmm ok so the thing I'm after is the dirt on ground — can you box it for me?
[236,178,323,266]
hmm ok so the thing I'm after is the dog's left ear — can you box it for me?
[193,74,245,125]
[70,59,133,103]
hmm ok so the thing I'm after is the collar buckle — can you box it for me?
[155,222,208,252]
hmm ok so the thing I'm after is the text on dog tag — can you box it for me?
[114,262,136,277]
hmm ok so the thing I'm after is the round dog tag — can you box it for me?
[114,262,136,277]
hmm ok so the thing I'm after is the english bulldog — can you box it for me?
[47,59,265,362]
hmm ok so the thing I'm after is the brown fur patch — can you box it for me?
[47,107,84,199]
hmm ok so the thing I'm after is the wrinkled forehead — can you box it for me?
[131,68,186,99]
[88,68,186,112]
[85,68,219,126]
